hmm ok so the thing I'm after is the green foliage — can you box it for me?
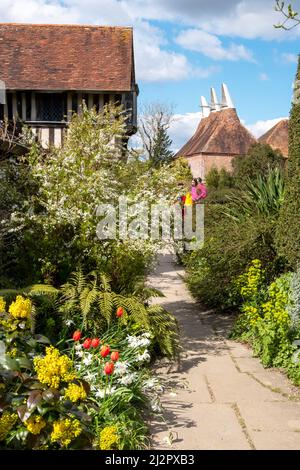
[205,166,234,190]
[230,262,300,384]
[205,166,220,189]
[224,168,285,222]
[232,143,285,184]
[151,123,174,167]
[59,270,180,359]
[275,56,300,269]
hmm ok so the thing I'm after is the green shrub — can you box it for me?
[230,262,300,384]
[275,56,300,269]
[232,143,285,184]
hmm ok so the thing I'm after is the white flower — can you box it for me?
[142,378,162,391]
[83,371,97,382]
[82,353,93,366]
[64,319,74,327]
[94,389,105,399]
[74,343,82,351]
[75,350,84,358]
[114,361,129,376]
[126,334,151,349]
[94,386,117,399]
[118,372,138,386]
[150,398,162,413]
[136,350,151,363]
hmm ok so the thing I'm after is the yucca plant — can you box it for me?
[224,168,285,222]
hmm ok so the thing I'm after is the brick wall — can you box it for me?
[186,154,235,179]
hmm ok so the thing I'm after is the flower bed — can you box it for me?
[0,295,164,450]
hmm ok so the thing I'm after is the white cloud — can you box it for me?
[259,72,269,81]
[0,0,219,83]
[176,29,255,61]
[281,52,298,64]
[243,117,287,138]
[169,111,202,152]
[125,0,300,41]
[134,23,219,81]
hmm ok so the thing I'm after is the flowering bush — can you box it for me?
[231,261,300,384]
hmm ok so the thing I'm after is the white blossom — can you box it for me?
[114,361,129,376]
[118,372,138,386]
[82,353,93,366]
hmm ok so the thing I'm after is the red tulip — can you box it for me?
[104,362,114,375]
[116,307,124,318]
[83,338,92,349]
[110,351,119,362]
[91,338,100,348]
[100,345,110,358]
[72,330,81,341]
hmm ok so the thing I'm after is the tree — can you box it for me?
[274,1,300,30]
[275,56,300,268]
[138,103,174,166]
[232,143,285,184]
[151,122,174,167]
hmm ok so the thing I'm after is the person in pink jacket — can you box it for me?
[196,177,208,200]
[191,178,208,202]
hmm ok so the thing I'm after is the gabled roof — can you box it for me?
[0,23,136,91]
[258,119,289,157]
[177,108,256,157]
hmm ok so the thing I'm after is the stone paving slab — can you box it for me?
[149,252,300,450]
[233,356,268,374]
[152,403,251,450]
[237,401,300,432]
[249,431,300,450]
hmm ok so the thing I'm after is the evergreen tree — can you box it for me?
[275,55,300,268]
[151,123,174,167]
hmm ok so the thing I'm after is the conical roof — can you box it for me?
[258,119,289,157]
[176,108,256,157]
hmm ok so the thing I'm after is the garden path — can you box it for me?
[148,250,300,450]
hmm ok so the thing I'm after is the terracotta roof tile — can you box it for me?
[0,23,135,91]
[177,108,256,157]
[258,119,289,157]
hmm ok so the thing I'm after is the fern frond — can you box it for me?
[99,273,112,292]
[98,292,114,324]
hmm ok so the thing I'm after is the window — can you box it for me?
[36,93,65,122]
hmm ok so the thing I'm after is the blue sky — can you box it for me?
[1,0,300,149]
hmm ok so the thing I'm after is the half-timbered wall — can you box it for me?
[1,91,136,149]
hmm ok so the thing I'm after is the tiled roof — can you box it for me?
[0,23,135,91]
[259,119,289,157]
[177,108,257,157]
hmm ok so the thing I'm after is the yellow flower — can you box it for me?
[7,347,18,358]
[0,297,6,313]
[99,425,119,450]
[34,346,75,389]
[64,383,87,403]
[9,296,32,320]
[50,418,82,447]
[25,415,46,435]
[0,412,18,441]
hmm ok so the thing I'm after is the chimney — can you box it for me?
[221,83,234,109]
[210,87,220,112]
[200,96,210,118]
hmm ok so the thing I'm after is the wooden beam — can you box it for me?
[88,94,93,110]
[67,92,72,121]
[31,92,36,121]
[12,92,17,118]
[77,93,82,115]
[21,93,26,121]
[99,94,104,111]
